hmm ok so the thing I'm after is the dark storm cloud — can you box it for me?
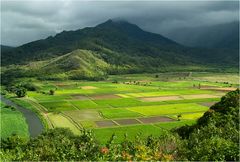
[1,0,239,46]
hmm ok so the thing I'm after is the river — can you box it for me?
[1,95,43,137]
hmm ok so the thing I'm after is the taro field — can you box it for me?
[9,72,239,143]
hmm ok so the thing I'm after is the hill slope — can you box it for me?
[1,20,239,71]
[5,50,109,81]
[1,45,14,53]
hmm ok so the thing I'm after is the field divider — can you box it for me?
[67,101,79,110]
[45,114,54,129]
[23,98,54,129]
[25,98,48,112]
[135,118,144,124]
[111,120,121,126]
[61,113,83,130]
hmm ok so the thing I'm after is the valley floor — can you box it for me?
[1,72,239,143]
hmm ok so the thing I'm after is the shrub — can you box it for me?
[21,83,39,91]
[15,87,27,98]
[49,89,55,95]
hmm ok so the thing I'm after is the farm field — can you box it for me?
[0,102,29,138]
[3,72,239,142]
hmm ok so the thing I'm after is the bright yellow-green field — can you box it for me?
[4,72,239,142]
[47,113,80,134]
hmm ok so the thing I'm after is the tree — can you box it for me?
[15,87,26,98]
[49,89,55,95]
[177,114,182,121]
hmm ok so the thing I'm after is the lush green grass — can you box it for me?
[28,92,71,102]
[100,108,143,119]
[11,98,35,110]
[40,101,76,111]
[127,103,209,116]
[55,82,159,95]
[192,73,239,84]
[80,121,96,128]
[0,105,29,138]
[70,100,101,109]
[63,110,103,123]
[119,89,215,98]
[47,113,80,134]
[149,80,229,88]
[170,112,205,120]
[1,72,239,146]
[155,120,196,130]
[93,124,164,144]
[94,98,142,108]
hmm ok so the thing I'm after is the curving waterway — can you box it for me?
[1,95,43,137]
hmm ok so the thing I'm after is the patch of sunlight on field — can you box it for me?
[101,108,143,119]
[80,121,96,128]
[94,98,142,108]
[118,89,215,98]
[63,109,102,122]
[176,112,205,120]
[194,74,239,84]
[93,124,164,144]
[48,113,80,134]
[127,103,208,116]
[155,120,196,130]
[40,101,76,111]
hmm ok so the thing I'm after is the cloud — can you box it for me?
[1,0,239,46]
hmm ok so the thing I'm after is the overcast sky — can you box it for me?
[1,0,239,46]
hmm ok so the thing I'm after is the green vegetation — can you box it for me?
[47,113,80,134]
[1,21,238,87]
[14,86,27,97]
[127,103,208,116]
[101,108,143,119]
[40,101,76,111]
[0,17,239,161]
[94,125,164,144]
[155,120,196,130]
[0,103,29,139]
[0,90,239,161]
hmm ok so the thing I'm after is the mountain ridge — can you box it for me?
[1,19,238,73]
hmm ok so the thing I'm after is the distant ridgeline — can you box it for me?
[1,20,239,81]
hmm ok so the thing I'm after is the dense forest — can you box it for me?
[1,89,239,161]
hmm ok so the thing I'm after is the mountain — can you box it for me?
[1,19,239,76]
[1,19,182,65]
[165,21,239,49]
[1,45,14,53]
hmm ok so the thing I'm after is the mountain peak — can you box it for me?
[97,19,138,28]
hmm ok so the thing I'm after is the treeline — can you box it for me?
[0,90,239,161]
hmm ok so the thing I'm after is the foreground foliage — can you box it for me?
[0,90,239,161]
[176,89,240,161]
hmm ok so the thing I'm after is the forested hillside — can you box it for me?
[2,20,238,69]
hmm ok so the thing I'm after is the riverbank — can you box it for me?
[1,95,43,137]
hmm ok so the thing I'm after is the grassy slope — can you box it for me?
[0,102,29,138]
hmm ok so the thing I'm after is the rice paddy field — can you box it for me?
[5,72,239,143]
